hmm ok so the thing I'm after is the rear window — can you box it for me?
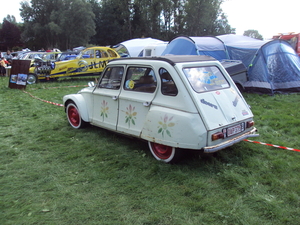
[183,66,229,92]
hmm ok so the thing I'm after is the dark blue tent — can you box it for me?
[245,39,300,94]
[217,34,267,68]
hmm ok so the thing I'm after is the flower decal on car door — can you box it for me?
[100,100,109,121]
[158,114,175,137]
[125,104,137,128]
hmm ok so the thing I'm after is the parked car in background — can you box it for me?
[63,55,258,163]
[18,51,45,66]
[27,46,120,84]
[56,51,79,61]
[42,51,61,62]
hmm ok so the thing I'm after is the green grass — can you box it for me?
[1,77,300,224]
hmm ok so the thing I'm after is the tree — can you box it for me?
[183,0,234,36]
[20,0,96,50]
[243,29,263,40]
[94,0,132,46]
[0,18,22,50]
[3,15,17,24]
[18,0,235,49]
[57,0,96,49]
[88,0,102,45]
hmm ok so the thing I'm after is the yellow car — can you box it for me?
[27,46,120,84]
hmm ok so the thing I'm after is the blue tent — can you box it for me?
[162,36,228,60]
[162,35,300,94]
[245,39,300,94]
[217,34,267,68]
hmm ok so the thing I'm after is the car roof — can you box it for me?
[60,51,78,54]
[86,46,115,50]
[109,55,216,66]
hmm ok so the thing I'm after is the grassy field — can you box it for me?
[1,76,300,225]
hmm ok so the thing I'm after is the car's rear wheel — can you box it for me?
[66,102,87,129]
[148,142,182,163]
[27,74,37,84]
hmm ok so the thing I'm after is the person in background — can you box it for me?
[6,50,13,65]
[0,57,7,76]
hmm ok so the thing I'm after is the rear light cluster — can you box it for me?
[211,132,224,141]
[246,121,254,128]
[211,120,255,141]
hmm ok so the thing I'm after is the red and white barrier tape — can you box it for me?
[22,85,87,107]
[29,85,88,90]
[23,90,64,107]
[244,139,300,152]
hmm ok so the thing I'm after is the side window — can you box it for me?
[107,49,118,57]
[98,67,124,90]
[124,67,157,93]
[100,50,109,58]
[159,68,178,96]
[95,50,101,58]
[81,49,94,58]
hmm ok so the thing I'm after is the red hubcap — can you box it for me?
[68,106,80,127]
[151,143,173,159]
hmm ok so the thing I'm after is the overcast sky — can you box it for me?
[222,0,299,39]
[1,0,299,40]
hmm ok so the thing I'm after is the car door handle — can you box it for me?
[112,96,118,100]
[143,101,151,107]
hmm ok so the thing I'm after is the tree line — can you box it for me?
[1,0,237,51]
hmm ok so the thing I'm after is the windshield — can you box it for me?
[183,66,229,93]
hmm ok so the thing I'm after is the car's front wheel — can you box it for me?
[148,142,182,163]
[27,74,37,84]
[66,102,87,129]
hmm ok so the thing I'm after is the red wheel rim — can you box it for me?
[151,143,173,160]
[68,105,80,127]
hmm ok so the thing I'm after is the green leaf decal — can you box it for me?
[166,130,171,137]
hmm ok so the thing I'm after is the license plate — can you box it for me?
[223,123,245,137]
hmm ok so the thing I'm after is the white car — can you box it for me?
[63,55,258,163]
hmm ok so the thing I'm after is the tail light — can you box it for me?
[211,132,224,141]
[246,121,254,128]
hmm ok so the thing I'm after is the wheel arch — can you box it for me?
[63,95,90,122]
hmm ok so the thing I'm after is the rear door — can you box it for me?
[182,65,253,130]
[117,66,157,137]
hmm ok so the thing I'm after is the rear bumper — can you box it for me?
[203,127,259,153]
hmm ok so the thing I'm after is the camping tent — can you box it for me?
[244,39,300,94]
[217,34,267,68]
[162,36,228,60]
[138,42,168,57]
[162,35,300,94]
[114,38,165,57]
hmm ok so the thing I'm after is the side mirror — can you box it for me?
[88,81,95,87]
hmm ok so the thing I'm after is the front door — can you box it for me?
[91,66,124,130]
